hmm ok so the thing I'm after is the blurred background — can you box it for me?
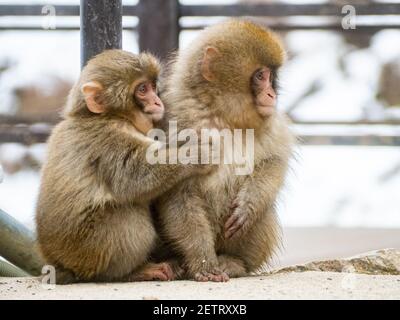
[0,0,399,268]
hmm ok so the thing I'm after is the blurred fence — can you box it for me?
[1,0,400,145]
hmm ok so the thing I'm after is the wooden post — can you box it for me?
[138,0,180,61]
[80,0,122,68]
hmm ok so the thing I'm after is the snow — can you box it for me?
[371,29,400,64]
[282,145,400,228]
[0,143,27,164]
[276,30,400,121]
[293,124,400,135]
[0,0,400,229]
[0,169,39,229]
[27,143,47,164]
[0,145,399,230]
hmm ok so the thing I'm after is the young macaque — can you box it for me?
[156,20,296,282]
[36,50,210,284]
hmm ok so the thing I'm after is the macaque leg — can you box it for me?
[127,262,174,281]
[158,190,229,282]
[165,258,186,280]
[126,258,185,281]
[54,267,80,284]
[221,208,280,276]
[217,255,247,278]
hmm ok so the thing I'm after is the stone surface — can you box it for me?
[275,248,400,275]
[0,249,399,300]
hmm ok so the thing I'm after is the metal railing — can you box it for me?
[0,0,400,145]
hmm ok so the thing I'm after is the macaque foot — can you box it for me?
[218,255,247,278]
[129,262,175,281]
[193,269,229,282]
[166,259,186,280]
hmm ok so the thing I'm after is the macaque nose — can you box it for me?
[150,92,162,106]
[153,95,164,110]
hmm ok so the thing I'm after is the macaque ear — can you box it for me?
[201,46,220,81]
[81,81,105,114]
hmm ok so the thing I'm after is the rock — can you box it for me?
[1,249,399,299]
[1,271,399,300]
[274,248,400,275]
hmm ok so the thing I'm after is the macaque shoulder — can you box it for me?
[256,114,295,161]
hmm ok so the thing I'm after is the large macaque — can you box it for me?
[36,50,210,284]
[156,20,295,282]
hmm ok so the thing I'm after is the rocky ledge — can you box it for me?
[0,249,399,300]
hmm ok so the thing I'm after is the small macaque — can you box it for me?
[36,50,210,284]
[156,20,296,282]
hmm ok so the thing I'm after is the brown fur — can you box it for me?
[35,50,206,283]
[156,20,295,281]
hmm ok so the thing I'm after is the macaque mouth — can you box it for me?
[144,109,162,114]
[258,104,274,108]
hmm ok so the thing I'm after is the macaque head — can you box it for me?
[188,20,285,126]
[250,66,277,117]
[65,50,164,132]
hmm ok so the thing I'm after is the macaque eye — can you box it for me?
[137,83,147,95]
[255,70,264,81]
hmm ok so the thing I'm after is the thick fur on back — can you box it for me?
[157,20,296,276]
[36,50,182,283]
[36,117,157,281]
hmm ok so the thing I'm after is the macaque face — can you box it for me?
[134,80,164,122]
[251,67,277,117]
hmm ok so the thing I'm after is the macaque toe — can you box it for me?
[131,262,175,281]
[194,270,230,282]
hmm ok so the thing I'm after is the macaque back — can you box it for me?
[156,20,296,282]
[36,50,209,283]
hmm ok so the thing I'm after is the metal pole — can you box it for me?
[0,209,43,275]
[0,259,29,277]
[138,0,180,61]
[80,0,122,68]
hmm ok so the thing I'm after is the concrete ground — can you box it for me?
[1,230,400,300]
[1,271,399,300]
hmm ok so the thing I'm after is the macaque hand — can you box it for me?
[224,198,252,240]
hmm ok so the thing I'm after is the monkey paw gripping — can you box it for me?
[129,262,175,281]
[224,199,252,240]
[193,268,229,282]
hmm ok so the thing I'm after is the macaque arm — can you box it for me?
[95,136,203,203]
[225,156,288,239]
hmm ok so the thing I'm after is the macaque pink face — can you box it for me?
[251,67,277,117]
[134,80,164,122]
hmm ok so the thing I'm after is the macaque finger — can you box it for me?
[225,222,242,239]
[194,273,209,282]
[225,226,240,239]
[228,201,239,211]
[225,215,247,239]
[224,213,240,231]
[129,262,175,281]
[194,271,229,282]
